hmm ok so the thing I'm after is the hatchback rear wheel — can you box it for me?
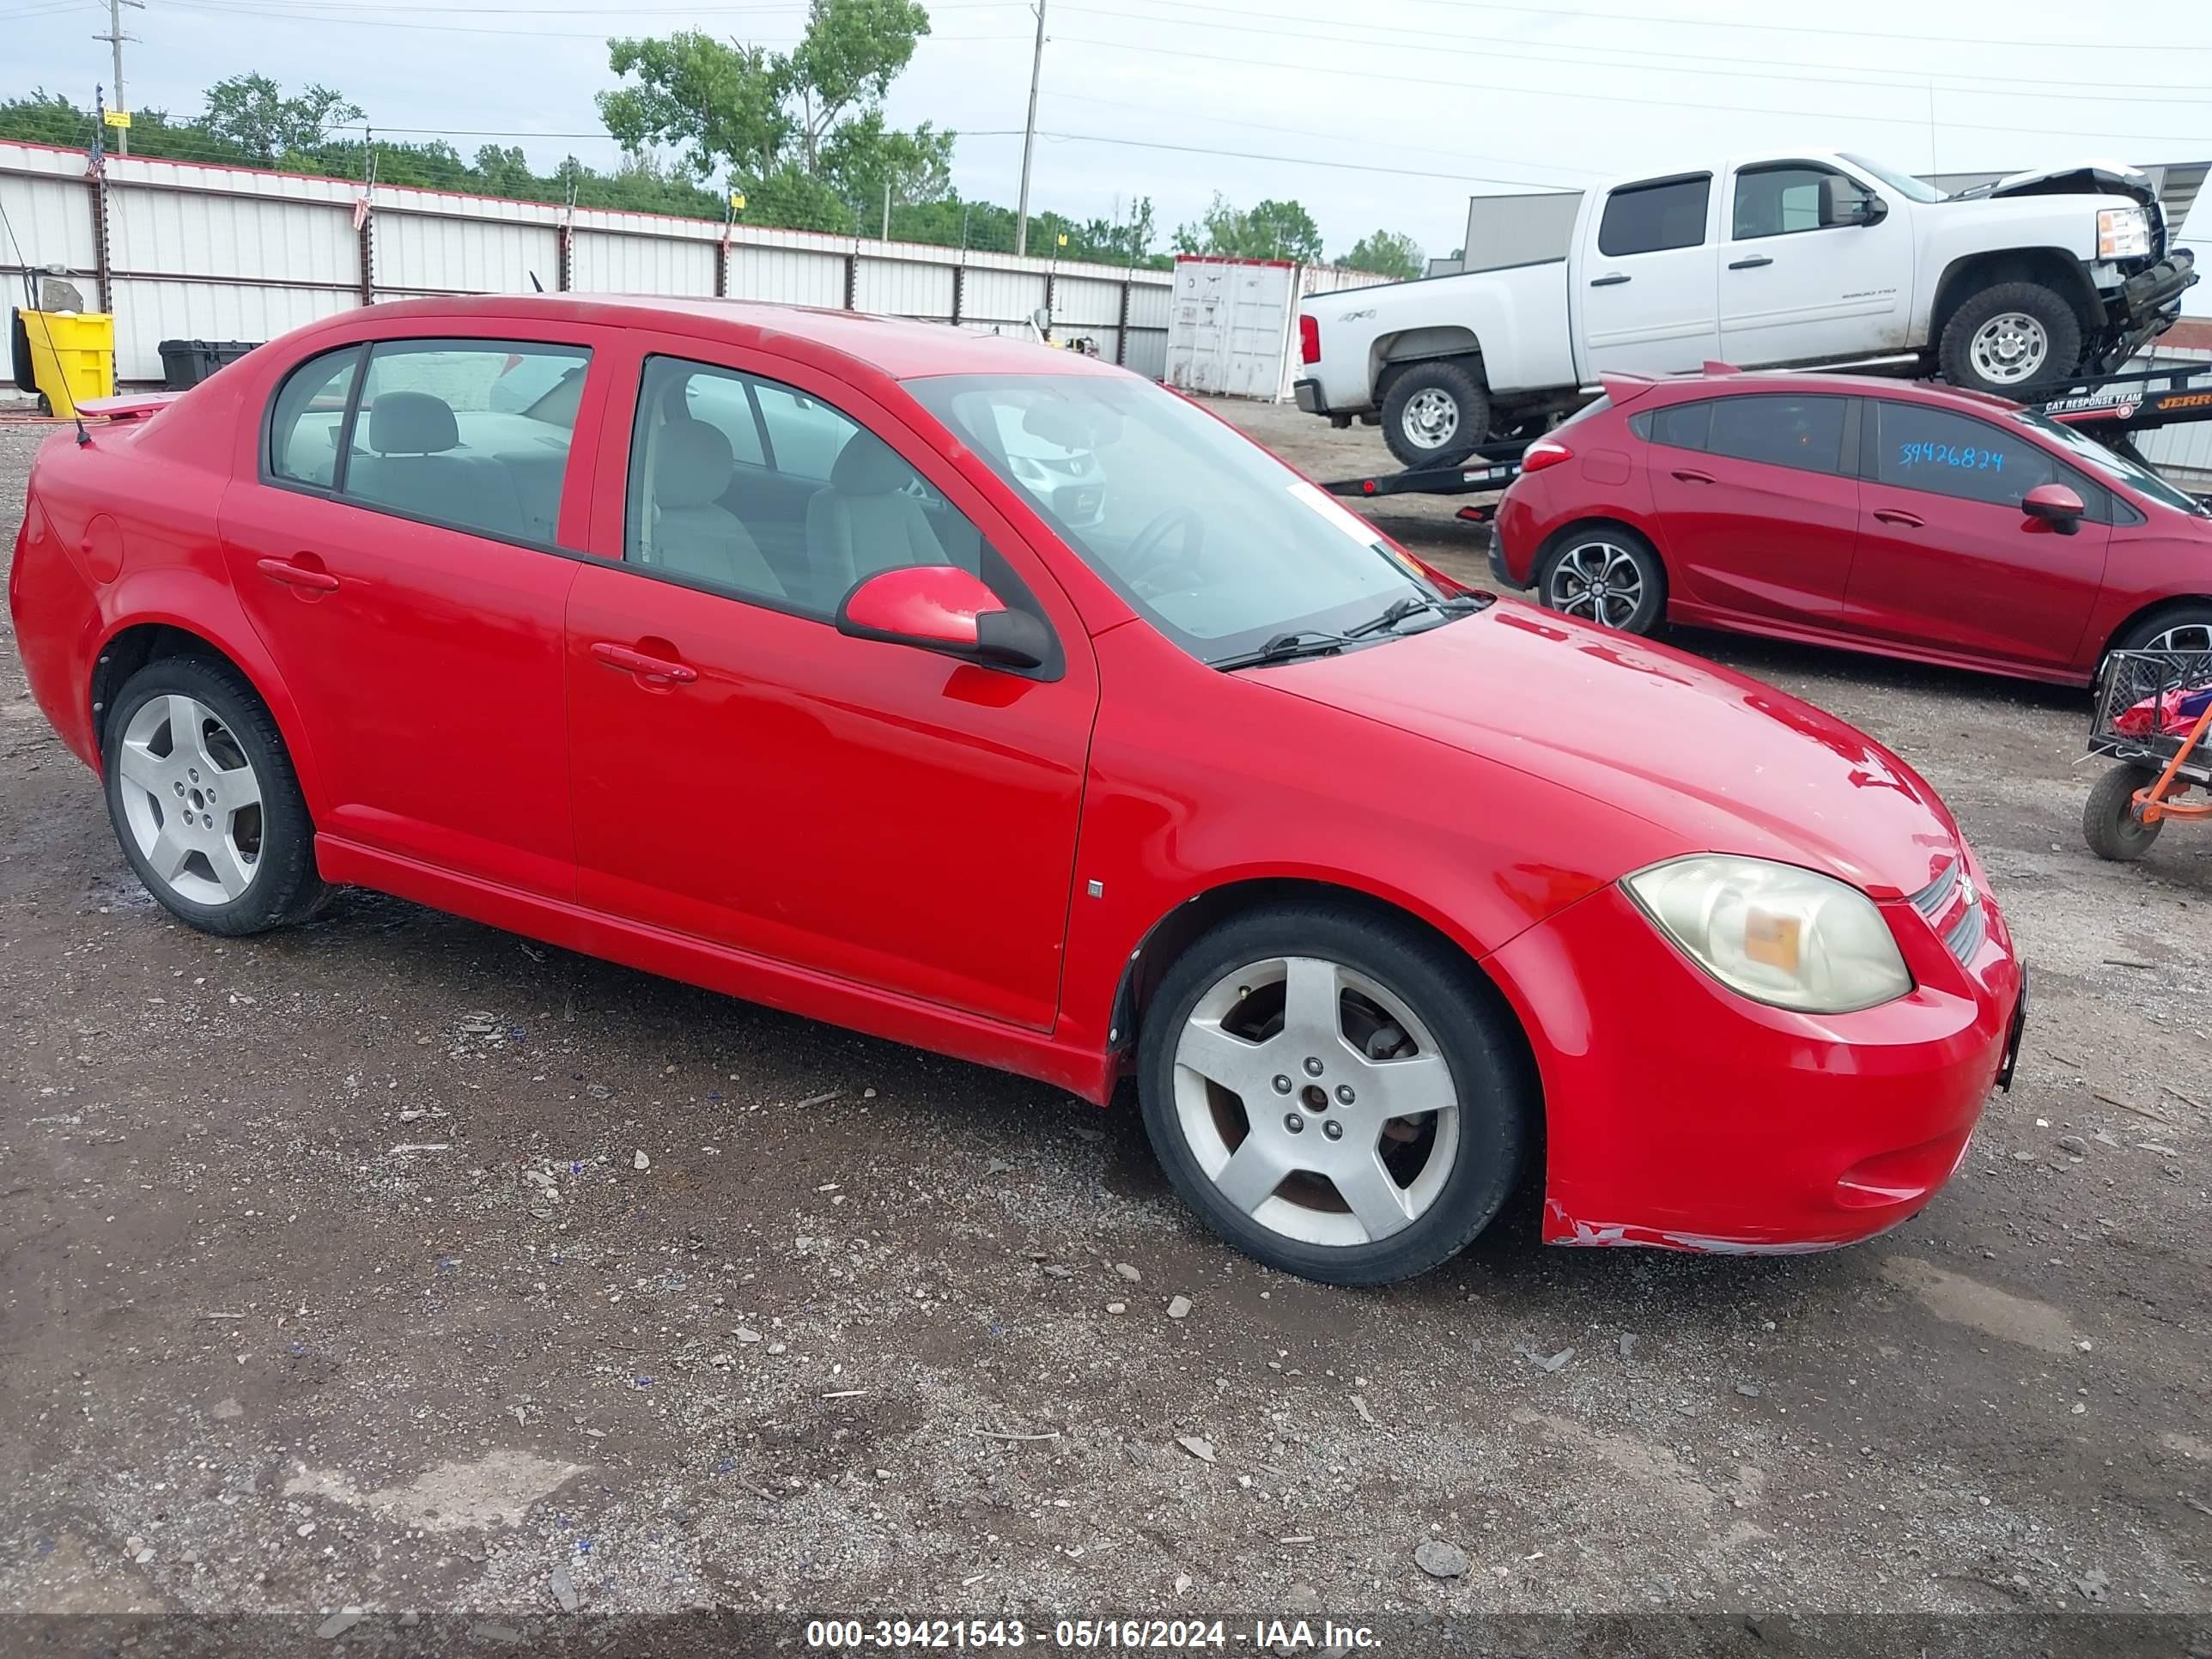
[103,657,327,934]
[1537,526,1666,635]
[1137,904,1528,1285]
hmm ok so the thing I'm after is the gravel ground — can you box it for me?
[0,398,2207,1640]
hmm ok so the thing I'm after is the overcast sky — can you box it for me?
[10,0,2212,302]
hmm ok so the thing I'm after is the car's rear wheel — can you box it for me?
[1537,526,1666,634]
[103,657,327,935]
[1379,360,1489,470]
[1137,904,1528,1285]
[2082,763,2164,862]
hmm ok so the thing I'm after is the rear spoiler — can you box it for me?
[1597,371,1661,409]
[75,391,181,423]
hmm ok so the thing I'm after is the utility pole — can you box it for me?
[882,179,891,240]
[1014,0,1047,257]
[94,0,145,156]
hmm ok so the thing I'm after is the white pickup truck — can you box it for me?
[1295,150,2197,468]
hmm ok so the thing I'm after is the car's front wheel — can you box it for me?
[1537,526,1666,634]
[1938,282,2082,397]
[103,656,328,934]
[1137,904,1529,1285]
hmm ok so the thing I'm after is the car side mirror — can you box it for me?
[1854,194,1888,227]
[2021,482,2086,533]
[836,564,1051,670]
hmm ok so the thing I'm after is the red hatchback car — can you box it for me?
[1493,369,2212,682]
[11,297,2024,1283]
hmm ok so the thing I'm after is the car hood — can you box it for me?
[1957,159,2158,211]
[1252,602,1961,900]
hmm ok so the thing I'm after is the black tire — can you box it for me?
[2083,764,2164,862]
[1136,902,1530,1286]
[1534,524,1667,635]
[2109,603,2212,659]
[1937,281,2083,398]
[1379,359,1490,470]
[102,656,328,935]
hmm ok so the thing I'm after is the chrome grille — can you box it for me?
[1910,856,1984,967]
[1943,896,1987,963]
[1910,859,1960,921]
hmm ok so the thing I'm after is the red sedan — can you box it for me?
[9,297,2023,1283]
[1493,368,2212,682]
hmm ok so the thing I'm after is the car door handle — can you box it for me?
[1728,255,1774,270]
[1589,274,1631,288]
[590,641,698,684]
[1873,507,1926,528]
[1671,468,1717,485]
[255,556,339,592]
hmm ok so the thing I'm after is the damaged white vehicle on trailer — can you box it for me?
[1296,151,2197,468]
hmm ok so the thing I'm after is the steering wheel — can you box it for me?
[1121,505,1206,592]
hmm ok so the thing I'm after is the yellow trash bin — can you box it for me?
[19,309,115,419]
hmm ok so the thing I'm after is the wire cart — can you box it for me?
[2083,648,2212,860]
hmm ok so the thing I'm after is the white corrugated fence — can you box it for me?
[0,140,1175,384]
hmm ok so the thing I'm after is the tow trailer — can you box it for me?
[1320,358,2212,523]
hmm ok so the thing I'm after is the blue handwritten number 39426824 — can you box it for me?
[1898,441,2004,472]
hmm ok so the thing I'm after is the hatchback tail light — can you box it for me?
[1298,314,1321,365]
[1521,439,1572,472]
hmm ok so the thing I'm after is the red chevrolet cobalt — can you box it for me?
[9,297,2024,1282]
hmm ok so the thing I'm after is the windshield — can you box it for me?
[2011,406,2210,517]
[1839,154,1945,204]
[906,373,1447,663]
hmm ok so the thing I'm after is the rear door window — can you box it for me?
[1705,394,1850,475]
[341,340,591,545]
[1598,175,1712,257]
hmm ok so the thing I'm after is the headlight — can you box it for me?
[2098,206,2150,260]
[1623,855,1911,1014]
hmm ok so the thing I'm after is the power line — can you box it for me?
[1050,31,2212,148]
[1046,87,1602,180]
[1057,0,2212,106]
[1303,0,2212,52]
[963,126,1604,191]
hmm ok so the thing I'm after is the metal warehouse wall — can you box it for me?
[0,141,1174,383]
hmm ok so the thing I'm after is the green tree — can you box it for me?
[1340,228,1423,280]
[784,0,933,171]
[600,0,939,229]
[1172,194,1322,263]
[599,33,787,183]
[201,74,363,165]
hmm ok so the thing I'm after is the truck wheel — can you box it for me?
[1380,361,1489,469]
[1938,283,2082,396]
[2082,764,2162,862]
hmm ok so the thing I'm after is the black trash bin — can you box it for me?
[157,338,262,391]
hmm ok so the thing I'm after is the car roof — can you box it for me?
[334,293,1127,383]
[1617,368,2035,418]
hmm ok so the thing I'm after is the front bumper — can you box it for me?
[2112,248,2197,325]
[1496,872,2021,1254]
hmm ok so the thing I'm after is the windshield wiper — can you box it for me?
[1211,630,1356,672]
[1342,592,1488,639]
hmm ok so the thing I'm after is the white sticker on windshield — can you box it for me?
[1285,479,1387,548]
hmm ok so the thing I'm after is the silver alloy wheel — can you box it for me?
[2144,620,2212,654]
[1967,311,2050,386]
[114,693,264,906]
[1401,387,1460,450]
[1547,539,1644,628]
[1170,955,1461,1249]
